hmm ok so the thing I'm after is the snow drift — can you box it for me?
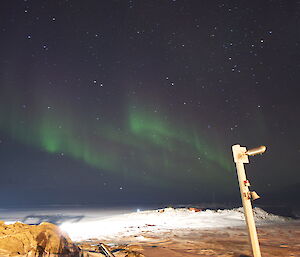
[59,207,288,241]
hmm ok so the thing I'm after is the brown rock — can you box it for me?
[125,252,145,257]
[0,221,80,256]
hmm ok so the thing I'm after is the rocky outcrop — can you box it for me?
[0,221,80,256]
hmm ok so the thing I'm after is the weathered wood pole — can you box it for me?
[232,144,266,257]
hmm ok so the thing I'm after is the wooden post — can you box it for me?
[232,144,266,257]
[99,243,115,257]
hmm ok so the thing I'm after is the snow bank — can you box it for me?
[59,207,288,241]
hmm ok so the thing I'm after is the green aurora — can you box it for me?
[0,88,234,192]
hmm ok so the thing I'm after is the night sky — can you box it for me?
[0,1,299,206]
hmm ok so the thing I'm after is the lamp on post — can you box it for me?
[232,144,266,257]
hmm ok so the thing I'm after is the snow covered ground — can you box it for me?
[0,205,290,242]
[1,206,298,256]
[58,207,288,241]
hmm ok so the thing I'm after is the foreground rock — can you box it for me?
[0,221,80,256]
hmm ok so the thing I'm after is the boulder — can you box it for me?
[0,221,80,256]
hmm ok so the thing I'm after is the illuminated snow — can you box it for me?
[59,207,287,241]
